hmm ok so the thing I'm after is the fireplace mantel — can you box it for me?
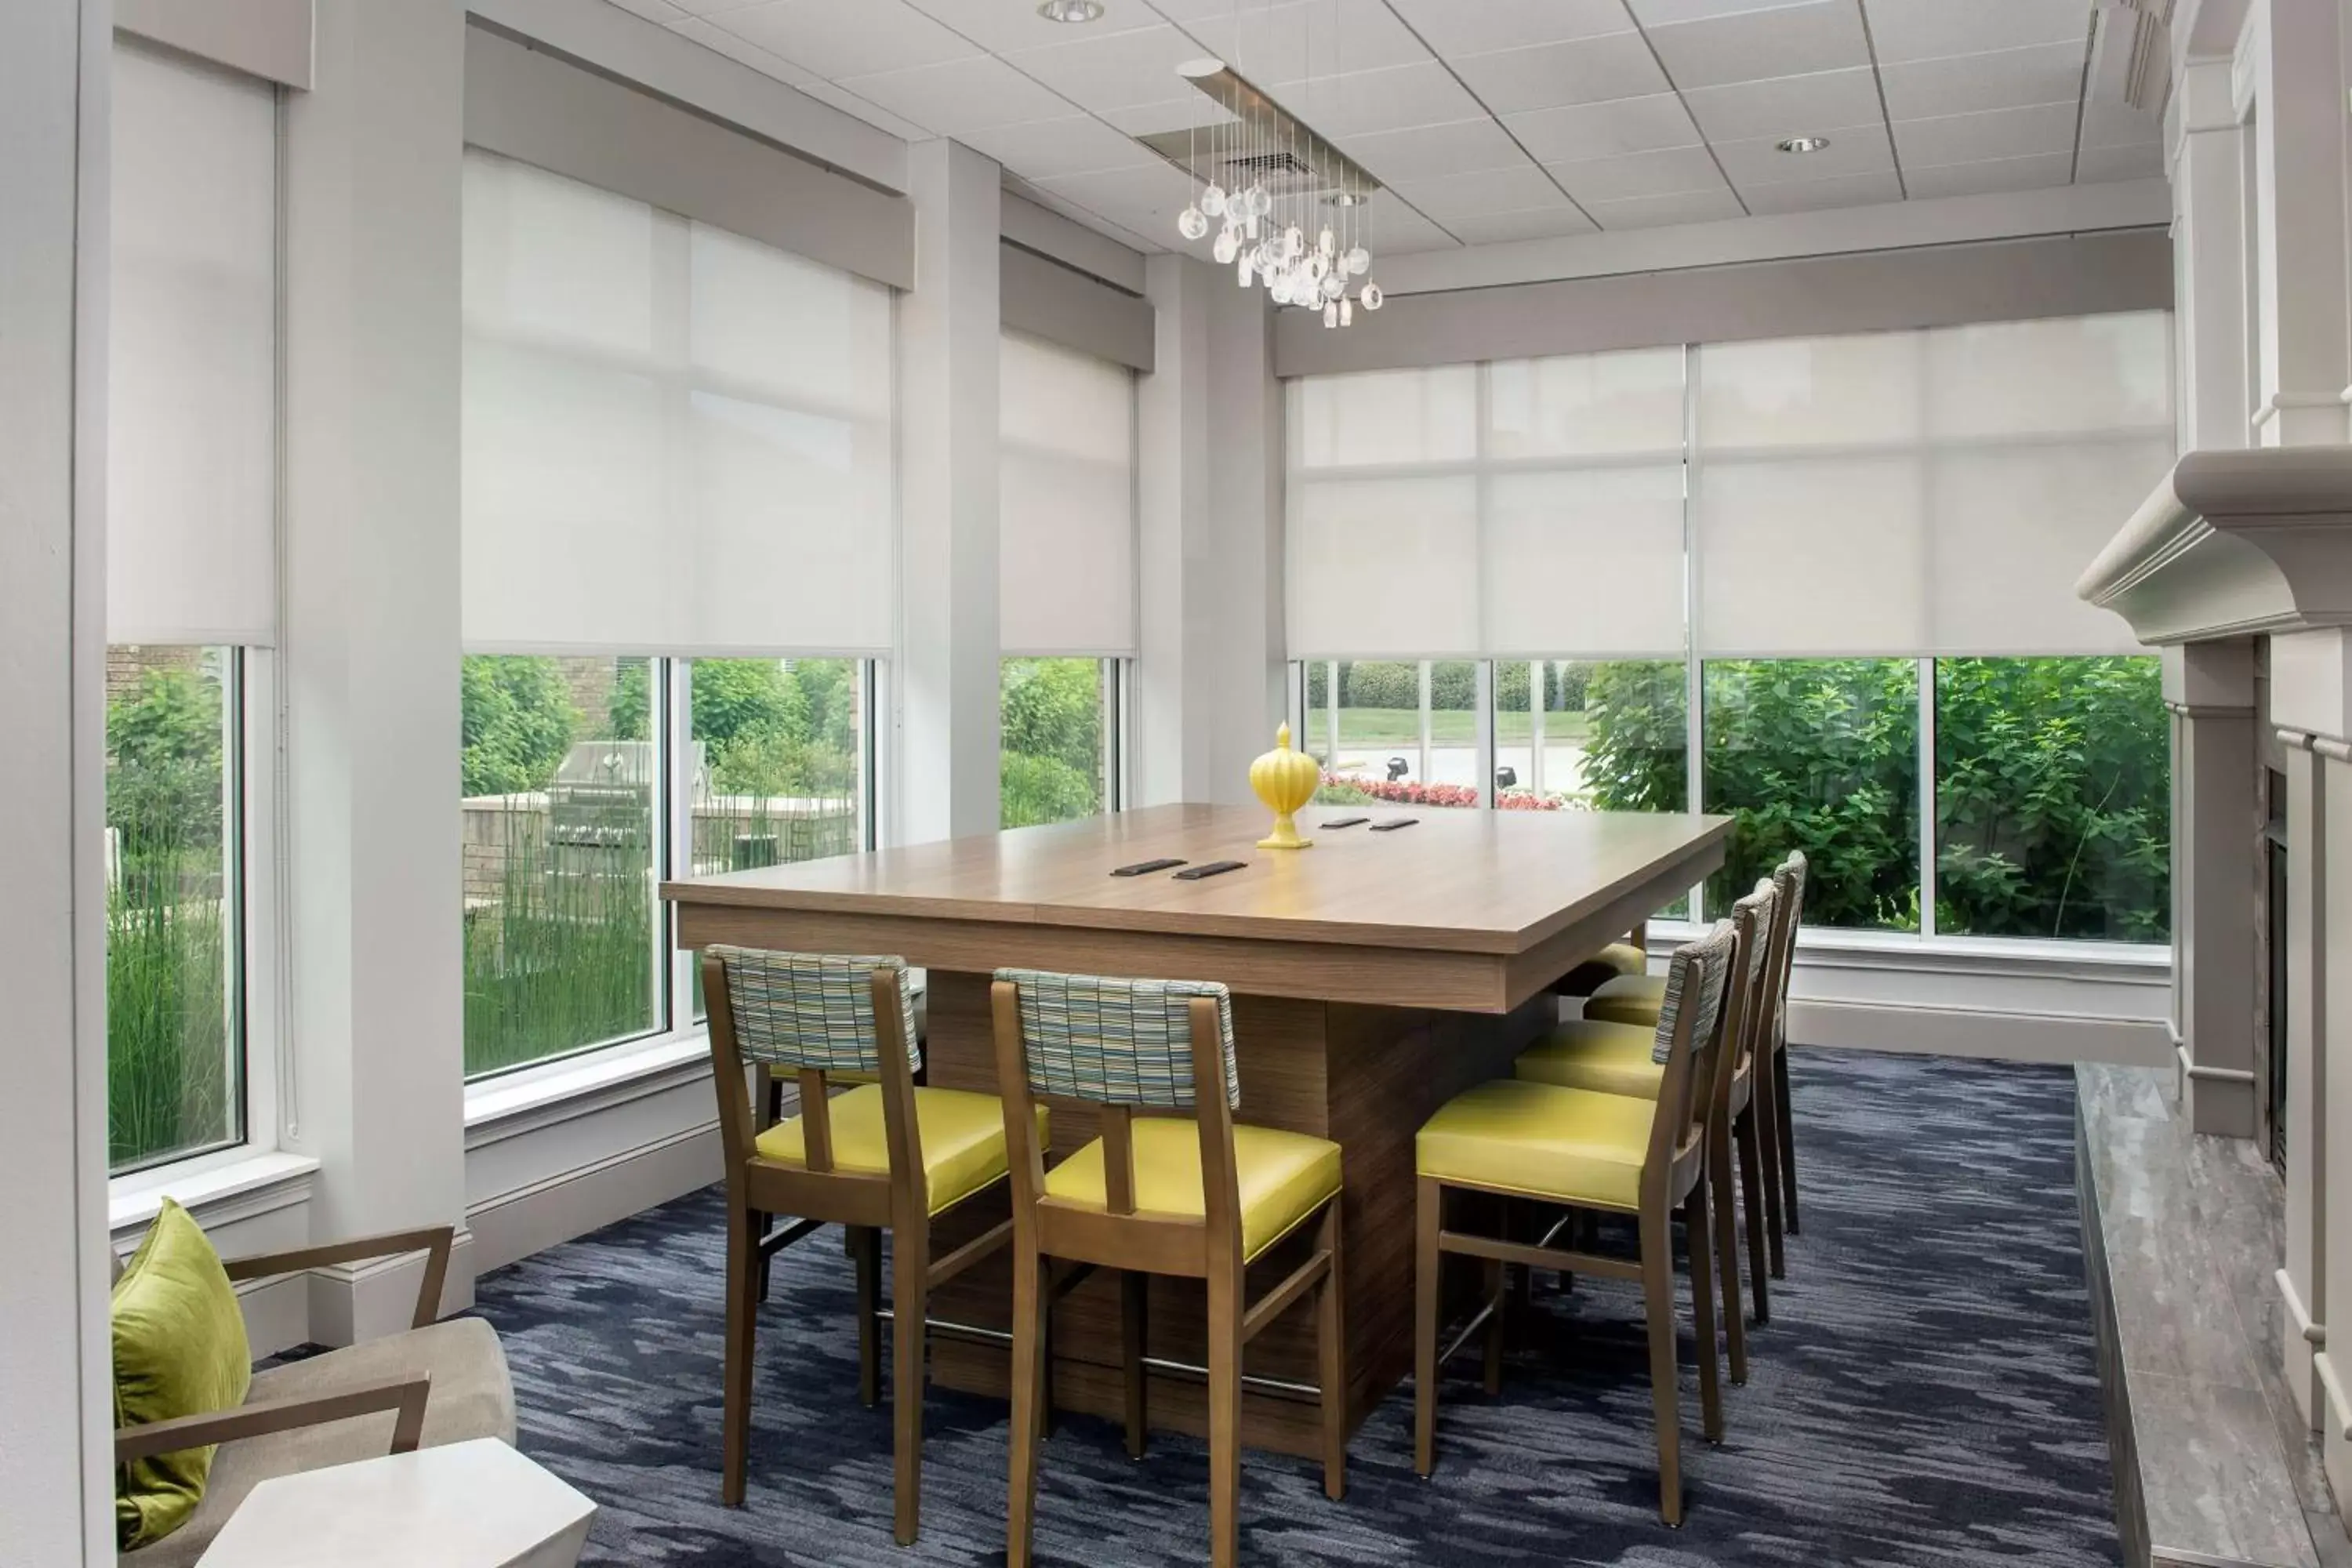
[2077,446,2352,645]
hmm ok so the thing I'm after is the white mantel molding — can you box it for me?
[2077,446,2352,644]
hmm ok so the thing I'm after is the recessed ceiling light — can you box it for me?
[1038,0,1104,20]
[1776,135,1831,154]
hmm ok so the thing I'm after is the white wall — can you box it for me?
[1,0,114,1559]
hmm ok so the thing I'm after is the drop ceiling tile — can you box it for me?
[668,0,768,15]
[787,74,941,140]
[1445,205,1602,244]
[1712,119,1893,184]
[1450,32,1669,115]
[1385,0,1635,56]
[1504,93,1703,163]
[1006,24,1211,111]
[1030,159,1203,237]
[607,0,691,23]
[1901,149,2073,198]
[1627,0,1821,22]
[1861,0,2091,64]
[1005,176,1167,252]
[1097,93,1232,136]
[2077,142,2164,183]
[716,0,982,79]
[1584,185,1746,227]
[2079,97,2161,149]
[1345,117,1531,181]
[1263,62,1487,137]
[1679,66,1883,143]
[670,15,815,78]
[837,54,1076,134]
[903,0,1162,53]
[1641,1,1869,90]
[1737,168,1903,212]
[1546,144,1726,202]
[1369,203,1464,254]
[1893,100,2078,169]
[1878,41,2085,121]
[1179,0,1429,83]
[1386,163,1570,220]
[959,114,1163,179]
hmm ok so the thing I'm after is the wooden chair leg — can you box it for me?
[1774,1047,1800,1243]
[1414,1178,1442,1478]
[1709,1132,1748,1387]
[1120,1269,1149,1460]
[1736,1109,1773,1319]
[1638,1207,1683,1527]
[1685,1184,1722,1445]
[722,1199,757,1507]
[1007,1242,1046,1568]
[757,1210,776,1303]
[1316,1201,1348,1503]
[853,1226,881,1409]
[891,1222,928,1547]
[1206,1256,1244,1568]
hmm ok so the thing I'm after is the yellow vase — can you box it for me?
[1249,723,1320,851]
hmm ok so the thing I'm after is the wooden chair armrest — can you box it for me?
[115,1372,431,1465]
[221,1225,454,1331]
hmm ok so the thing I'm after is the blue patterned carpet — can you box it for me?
[474,1050,2119,1566]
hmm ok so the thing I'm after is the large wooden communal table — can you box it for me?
[663,801,1730,1455]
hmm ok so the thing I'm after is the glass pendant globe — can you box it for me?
[1360,283,1384,310]
[1319,227,1336,257]
[1282,224,1304,259]
[1305,252,1329,281]
[1323,301,1339,328]
[1321,270,1345,300]
[1178,205,1209,241]
[1200,183,1227,218]
[1247,185,1272,218]
[1211,229,1240,264]
[1344,245,1370,276]
[1340,296,1354,326]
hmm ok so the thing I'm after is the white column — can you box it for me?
[1134,253,1283,806]
[2245,0,2351,445]
[895,139,1000,844]
[0,0,114,1557]
[2171,638,2259,1137]
[2282,729,2328,1431]
[2170,60,2250,452]
[280,0,470,1342]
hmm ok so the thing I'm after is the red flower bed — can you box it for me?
[1321,773,1565,811]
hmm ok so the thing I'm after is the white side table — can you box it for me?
[199,1438,595,1568]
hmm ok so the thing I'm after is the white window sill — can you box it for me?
[464,1031,715,1150]
[1642,920,2171,980]
[108,1149,321,1242]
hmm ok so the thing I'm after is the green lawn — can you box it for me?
[1303,707,1593,746]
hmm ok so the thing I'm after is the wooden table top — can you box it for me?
[662,802,1731,959]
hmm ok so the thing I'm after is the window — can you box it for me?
[107,648,245,1171]
[462,656,661,1077]
[106,41,277,1172]
[1501,659,1688,812]
[1703,659,1921,931]
[1935,656,2169,942]
[1304,661,1485,808]
[1002,659,1121,828]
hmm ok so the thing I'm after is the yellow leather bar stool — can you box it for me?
[1582,851,1808,1277]
[702,947,1044,1545]
[992,968,1347,1568]
[1516,883,1782,1371]
[1413,919,1744,1526]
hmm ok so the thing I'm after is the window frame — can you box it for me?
[1287,652,2169,956]
[462,652,885,1098]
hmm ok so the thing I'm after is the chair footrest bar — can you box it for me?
[1439,1228,1641,1281]
[1240,1247,1332,1345]
[1436,1301,1498,1374]
[757,1217,826,1258]
[927,1217,1013,1289]
[869,1310,1325,1403]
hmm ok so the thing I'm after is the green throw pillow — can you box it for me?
[114,1198,252,1551]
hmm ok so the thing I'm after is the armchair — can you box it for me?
[117,1224,516,1568]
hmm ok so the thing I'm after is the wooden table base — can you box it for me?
[918,970,1554,1457]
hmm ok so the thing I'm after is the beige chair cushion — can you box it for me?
[130,1318,516,1566]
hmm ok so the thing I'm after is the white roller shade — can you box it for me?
[1286,350,1687,659]
[108,42,278,647]
[1692,312,2172,657]
[462,151,895,655]
[999,332,1137,656]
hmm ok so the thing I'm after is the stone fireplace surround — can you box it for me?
[2079,445,2352,1553]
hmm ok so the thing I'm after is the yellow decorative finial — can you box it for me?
[1249,722,1319,850]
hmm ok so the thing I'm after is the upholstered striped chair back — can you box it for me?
[1649,919,1739,1149]
[707,946,920,1074]
[1768,851,1809,1051]
[994,968,1240,1110]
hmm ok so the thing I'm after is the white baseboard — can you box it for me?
[1791,996,2172,1066]
[306,1228,477,1348]
[237,1273,313,1361]
[466,1120,720,1276]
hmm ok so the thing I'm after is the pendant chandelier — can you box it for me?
[1167,51,1383,328]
